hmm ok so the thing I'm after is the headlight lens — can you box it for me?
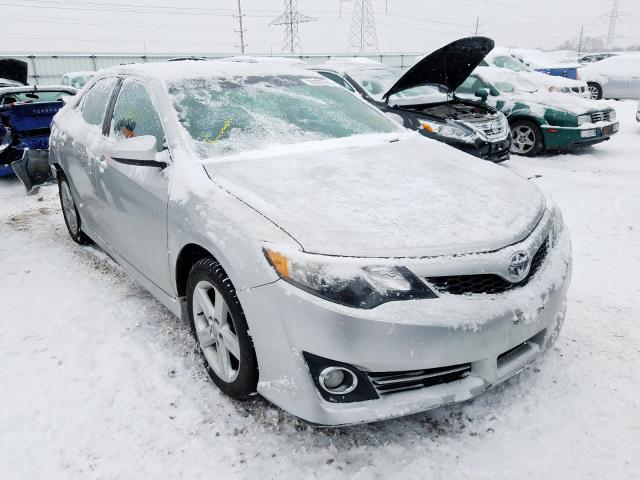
[608,109,616,121]
[264,248,437,309]
[577,114,591,125]
[549,205,565,248]
[419,120,475,143]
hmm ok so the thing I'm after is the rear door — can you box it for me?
[59,77,120,237]
[96,77,173,294]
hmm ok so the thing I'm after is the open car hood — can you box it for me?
[0,59,28,86]
[383,36,494,101]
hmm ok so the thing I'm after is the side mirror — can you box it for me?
[110,135,167,168]
[474,88,490,101]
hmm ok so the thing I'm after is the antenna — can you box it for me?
[606,0,620,49]
[235,0,247,54]
[270,0,316,54]
[348,0,378,53]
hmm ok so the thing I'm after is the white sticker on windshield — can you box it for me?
[300,77,333,86]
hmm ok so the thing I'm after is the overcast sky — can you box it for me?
[2,0,639,54]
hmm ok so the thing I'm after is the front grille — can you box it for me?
[590,111,611,123]
[426,238,549,296]
[368,363,471,396]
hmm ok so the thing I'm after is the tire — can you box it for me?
[587,82,603,100]
[187,258,258,399]
[58,175,92,245]
[510,119,545,157]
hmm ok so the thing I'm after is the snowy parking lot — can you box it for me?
[1,100,639,479]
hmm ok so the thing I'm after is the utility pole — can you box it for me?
[606,0,620,49]
[578,25,584,54]
[474,16,480,35]
[348,0,378,53]
[270,0,316,54]
[235,0,247,54]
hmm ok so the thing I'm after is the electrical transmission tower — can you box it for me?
[348,0,378,53]
[606,0,620,49]
[270,0,316,54]
[235,0,247,53]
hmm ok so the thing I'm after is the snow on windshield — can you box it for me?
[167,75,398,158]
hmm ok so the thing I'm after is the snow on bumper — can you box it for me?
[239,226,572,426]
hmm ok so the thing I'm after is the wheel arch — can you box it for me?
[175,243,218,297]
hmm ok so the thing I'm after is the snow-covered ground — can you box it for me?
[1,100,639,479]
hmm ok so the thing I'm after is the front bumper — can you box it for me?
[542,121,619,150]
[240,218,572,426]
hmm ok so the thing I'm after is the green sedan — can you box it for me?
[456,66,619,156]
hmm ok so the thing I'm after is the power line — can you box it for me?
[349,0,378,53]
[270,0,317,54]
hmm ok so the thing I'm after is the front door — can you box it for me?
[96,78,172,295]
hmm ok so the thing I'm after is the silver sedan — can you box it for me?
[46,60,572,426]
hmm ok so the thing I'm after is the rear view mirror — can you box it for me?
[475,88,490,101]
[110,135,167,168]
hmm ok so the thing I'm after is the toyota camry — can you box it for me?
[42,60,572,426]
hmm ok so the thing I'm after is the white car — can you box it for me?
[46,60,571,426]
[59,71,95,89]
[578,55,640,100]
[481,47,589,97]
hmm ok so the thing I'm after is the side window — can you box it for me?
[110,79,165,152]
[61,76,69,86]
[318,71,356,93]
[81,77,118,127]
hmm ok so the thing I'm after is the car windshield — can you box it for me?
[70,75,92,88]
[167,75,398,158]
[491,55,529,72]
[347,67,442,99]
[491,76,539,94]
[1,90,72,105]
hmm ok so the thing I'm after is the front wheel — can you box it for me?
[187,258,258,399]
[587,82,603,100]
[58,176,91,245]
[510,120,545,156]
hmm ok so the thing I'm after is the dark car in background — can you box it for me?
[0,84,76,189]
[311,37,512,162]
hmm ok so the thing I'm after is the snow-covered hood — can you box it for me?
[503,90,609,115]
[204,133,545,258]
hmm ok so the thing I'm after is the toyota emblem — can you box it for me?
[508,251,531,282]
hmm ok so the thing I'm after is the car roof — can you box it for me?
[0,85,77,95]
[98,59,312,83]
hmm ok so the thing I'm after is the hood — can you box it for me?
[509,90,608,115]
[204,133,545,258]
[383,36,494,101]
[0,59,28,86]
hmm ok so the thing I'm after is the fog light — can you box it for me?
[319,367,358,394]
[580,129,596,138]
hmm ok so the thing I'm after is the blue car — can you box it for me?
[0,84,76,190]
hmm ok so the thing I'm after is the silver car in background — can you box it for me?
[578,54,640,100]
[46,60,571,425]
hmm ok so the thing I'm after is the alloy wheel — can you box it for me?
[60,180,79,235]
[588,85,599,100]
[511,125,536,155]
[192,280,241,383]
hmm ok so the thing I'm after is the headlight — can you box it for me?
[608,109,616,121]
[264,248,437,309]
[419,120,475,143]
[577,114,591,125]
[549,204,565,249]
